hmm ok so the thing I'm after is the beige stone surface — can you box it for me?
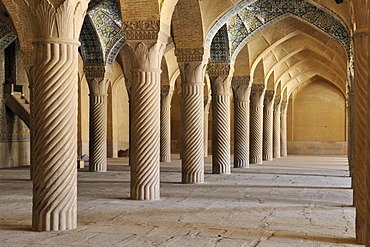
[0,155,363,246]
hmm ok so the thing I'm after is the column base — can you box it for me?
[250,156,263,164]
[234,160,249,168]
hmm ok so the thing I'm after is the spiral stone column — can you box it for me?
[351,13,368,243]
[280,100,289,157]
[273,96,282,158]
[85,66,110,172]
[208,63,233,174]
[263,90,275,161]
[178,56,207,183]
[204,95,211,157]
[121,39,166,200]
[27,0,88,231]
[160,85,174,162]
[232,76,251,168]
[249,84,265,164]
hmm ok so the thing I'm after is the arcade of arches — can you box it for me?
[0,0,369,245]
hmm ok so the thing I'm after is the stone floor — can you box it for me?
[0,155,364,247]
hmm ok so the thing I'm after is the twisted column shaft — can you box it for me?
[204,96,211,157]
[32,41,79,231]
[249,84,265,164]
[160,86,173,162]
[263,91,275,161]
[125,42,164,200]
[211,77,231,174]
[280,101,288,157]
[89,94,107,171]
[85,73,109,172]
[180,62,205,183]
[273,97,282,158]
[232,77,251,168]
[28,0,88,231]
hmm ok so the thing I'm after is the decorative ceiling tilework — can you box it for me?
[80,17,104,65]
[226,0,350,57]
[80,0,125,66]
[210,25,230,62]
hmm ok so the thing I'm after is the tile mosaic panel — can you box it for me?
[80,0,125,66]
[210,25,230,62]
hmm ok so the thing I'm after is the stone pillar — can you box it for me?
[263,90,275,161]
[273,96,282,158]
[232,76,251,168]
[177,48,207,183]
[249,84,265,164]
[209,63,233,174]
[280,100,288,157]
[85,66,110,172]
[204,95,211,157]
[28,0,88,231]
[160,85,174,162]
[121,35,166,199]
[352,14,369,244]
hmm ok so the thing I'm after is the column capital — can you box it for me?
[161,85,174,97]
[231,76,251,87]
[179,60,207,86]
[207,62,232,77]
[161,85,174,107]
[264,90,275,101]
[274,95,282,105]
[28,0,88,41]
[251,84,265,94]
[281,100,288,109]
[84,66,111,96]
[84,65,112,80]
[211,76,232,96]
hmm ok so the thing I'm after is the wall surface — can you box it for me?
[288,81,347,155]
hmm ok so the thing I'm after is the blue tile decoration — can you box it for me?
[210,25,230,63]
[226,0,351,57]
[80,0,125,66]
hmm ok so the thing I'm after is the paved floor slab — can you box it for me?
[0,155,363,246]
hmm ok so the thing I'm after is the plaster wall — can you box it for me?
[288,81,347,155]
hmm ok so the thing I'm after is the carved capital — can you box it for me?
[251,84,265,95]
[179,61,207,86]
[161,85,174,97]
[207,62,231,76]
[211,76,231,96]
[122,41,166,71]
[84,65,112,79]
[281,100,288,111]
[122,20,160,40]
[232,84,251,102]
[264,90,275,101]
[231,76,251,87]
[176,48,204,62]
[28,0,89,41]
[274,96,282,107]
